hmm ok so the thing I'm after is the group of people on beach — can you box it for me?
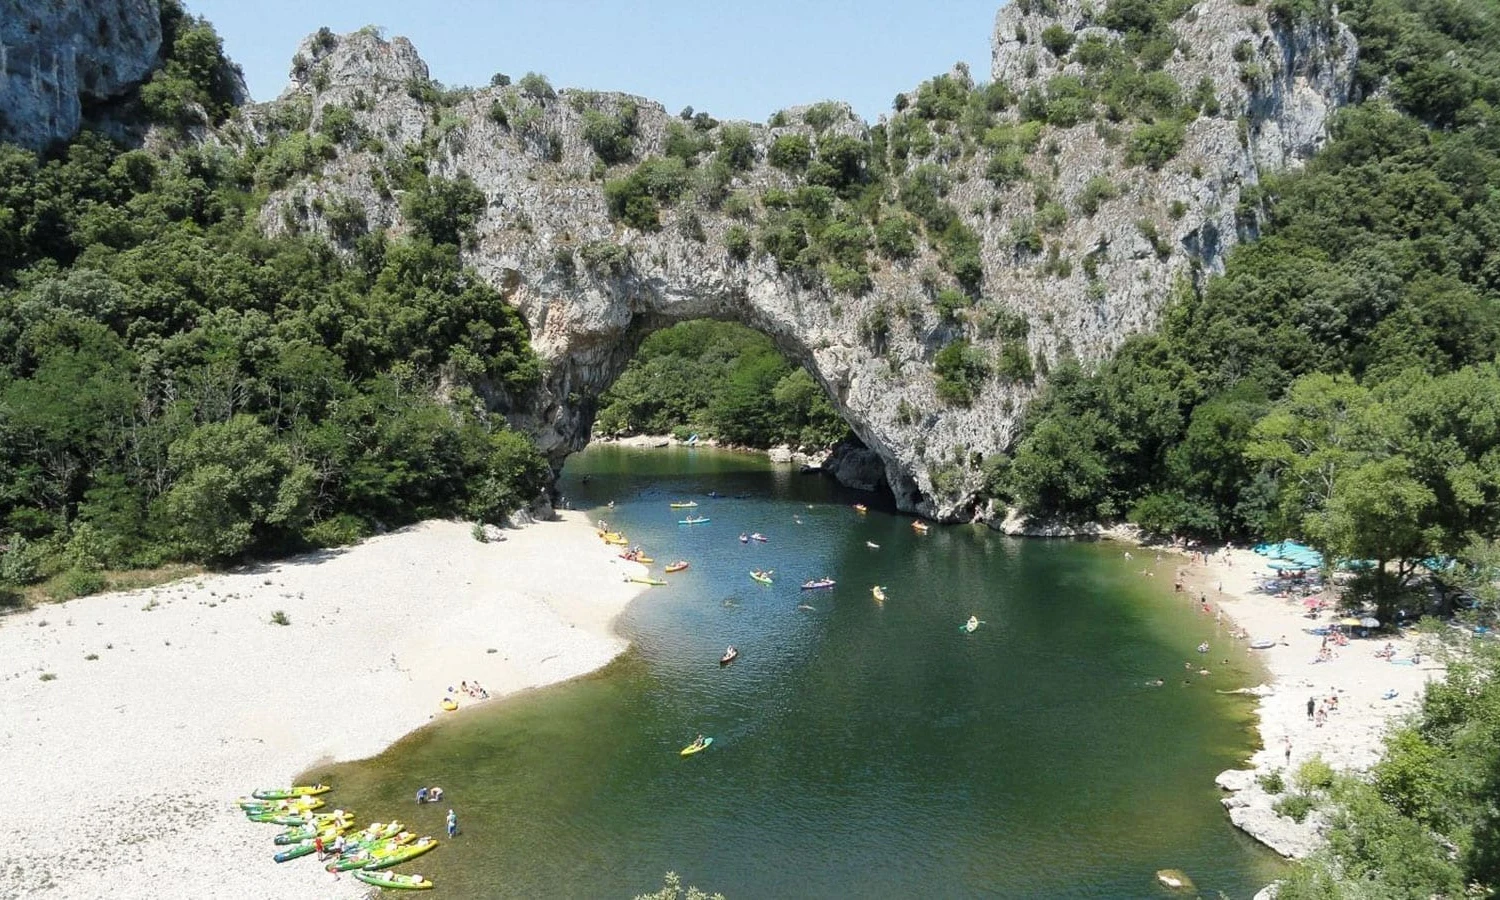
[1307,692,1342,728]
[458,680,489,699]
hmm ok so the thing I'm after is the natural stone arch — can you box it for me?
[245,4,1355,520]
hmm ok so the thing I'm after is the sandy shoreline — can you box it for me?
[0,513,647,900]
[1123,540,1443,858]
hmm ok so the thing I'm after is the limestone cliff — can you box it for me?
[8,1,1358,521]
[236,2,1355,519]
[0,0,163,149]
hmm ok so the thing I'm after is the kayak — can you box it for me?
[912,521,930,534]
[627,576,667,586]
[750,533,768,542]
[866,541,880,549]
[739,534,749,543]
[239,795,323,810]
[1249,639,1276,650]
[853,504,868,513]
[252,784,330,801]
[962,617,980,633]
[678,517,710,525]
[665,561,689,573]
[326,833,416,871]
[680,737,714,756]
[363,836,439,871]
[720,648,739,666]
[669,501,699,509]
[273,841,320,863]
[801,579,836,591]
[750,571,773,585]
[440,698,457,711]
[274,817,354,844]
[354,870,434,891]
[600,532,629,546]
[872,586,886,602]
[619,553,655,563]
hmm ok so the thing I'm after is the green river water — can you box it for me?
[310,445,1282,898]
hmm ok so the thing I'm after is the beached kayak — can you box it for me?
[626,576,667,586]
[274,817,354,844]
[619,552,654,563]
[664,561,689,573]
[272,840,322,863]
[354,870,434,891]
[680,737,714,756]
[363,837,439,870]
[251,784,330,801]
[750,571,773,585]
[239,795,323,810]
[440,698,457,711]
[326,834,417,871]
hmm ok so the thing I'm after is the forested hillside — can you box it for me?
[0,4,548,604]
[1001,0,1500,573]
[595,321,847,449]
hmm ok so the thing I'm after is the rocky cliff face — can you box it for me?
[234,1,1353,520]
[0,0,163,149]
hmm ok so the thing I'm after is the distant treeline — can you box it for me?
[595,320,847,451]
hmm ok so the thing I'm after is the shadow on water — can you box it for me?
[308,445,1284,899]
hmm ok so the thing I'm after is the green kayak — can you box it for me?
[252,784,330,801]
[363,837,438,871]
[354,870,433,890]
[272,841,318,863]
[325,834,414,872]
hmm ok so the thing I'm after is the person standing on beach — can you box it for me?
[1284,736,1292,765]
[1307,697,1316,720]
[446,808,458,838]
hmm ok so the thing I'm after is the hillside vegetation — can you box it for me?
[1001,0,1500,572]
[0,4,546,604]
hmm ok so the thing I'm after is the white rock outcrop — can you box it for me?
[232,0,1356,520]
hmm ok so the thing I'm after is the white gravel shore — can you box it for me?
[1173,546,1443,857]
[0,513,647,900]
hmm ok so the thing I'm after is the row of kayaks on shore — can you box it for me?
[243,785,437,889]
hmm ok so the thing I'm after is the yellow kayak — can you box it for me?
[440,698,457,711]
[665,561,689,573]
[627,576,667,586]
[680,737,714,756]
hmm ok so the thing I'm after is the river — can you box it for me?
[314,445,1281,897]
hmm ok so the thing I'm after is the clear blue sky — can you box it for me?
[188,0,1005,123]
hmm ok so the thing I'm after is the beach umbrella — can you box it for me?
[1360,617,1380,628]
[1339,617,1362,627]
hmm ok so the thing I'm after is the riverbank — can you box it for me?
[1124,541,1442,858]
[0,513,647,900]
[594,432,830,468]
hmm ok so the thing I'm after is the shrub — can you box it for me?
[1295,756,1336,792]
[803,102,843,131]
[304,514,368,548]
[1257,768,1287,794]
[1040,24,1077,56]
[50,568,108,600]
[997,341,1035,381]
[582,102,639,164]
[1126,120,1186,170]
[40,672,57,682]
[270,610,291,626]
[472,522,488,542]
[518,72,555,101]
[769,133,813,171]
[1273,792,1316,823]
[716,125,756,171]
[935,288,973,322]
[1075,175,1118,216]
[934,339,991,406]
[580,240,630,276]
[725,226,753,261]
[875,215,917,260]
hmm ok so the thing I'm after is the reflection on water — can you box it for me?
[313,445,1281,898]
